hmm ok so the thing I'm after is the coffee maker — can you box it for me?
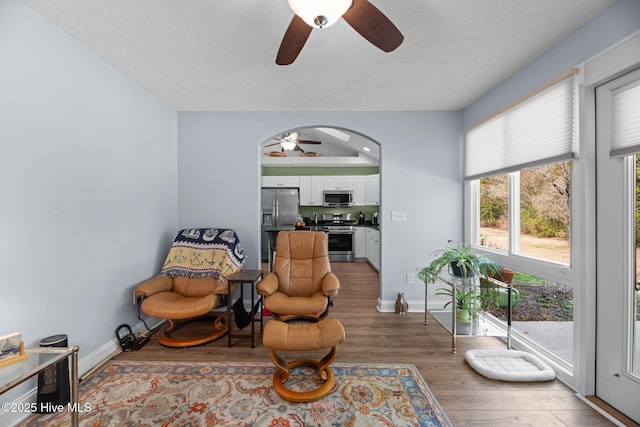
[372,212,379,225]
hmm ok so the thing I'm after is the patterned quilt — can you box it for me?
[160,228,246,279]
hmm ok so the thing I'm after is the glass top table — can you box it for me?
[0,346,79,426]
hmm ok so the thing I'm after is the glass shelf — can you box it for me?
[427,310,506,337]
[1,348,71,393]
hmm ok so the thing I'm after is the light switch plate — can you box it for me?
[391,211,407,221]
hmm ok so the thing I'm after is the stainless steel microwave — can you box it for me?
[323,190,353,207]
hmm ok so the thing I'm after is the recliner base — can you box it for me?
[270,346,337,403]
[157,313,228,348]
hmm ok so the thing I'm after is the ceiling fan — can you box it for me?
[276,0,404,65]
[264,132,322,157]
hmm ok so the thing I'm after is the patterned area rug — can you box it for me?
[21,361,451,426]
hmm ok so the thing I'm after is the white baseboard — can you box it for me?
[377,298,436,313]
[0,318,162,427]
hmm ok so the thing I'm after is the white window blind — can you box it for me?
[464,71,577,180]
[610,79,640,158]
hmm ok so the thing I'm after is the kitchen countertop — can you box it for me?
[264,223,379,232]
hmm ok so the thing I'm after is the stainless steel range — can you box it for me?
[322,213,355,262]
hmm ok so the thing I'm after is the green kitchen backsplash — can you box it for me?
[299,206,379,222]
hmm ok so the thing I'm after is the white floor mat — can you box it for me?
[465,349,555,382]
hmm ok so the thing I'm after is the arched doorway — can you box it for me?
[258,125,381,288]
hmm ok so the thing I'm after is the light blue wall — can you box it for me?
[464,0,640,128]
[177,111,464,303]
[2,0,636,414]
[0,0,178,405]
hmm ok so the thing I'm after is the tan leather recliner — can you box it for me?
[135,228,246,347]
[257,231,340,321]
[135,275,229,347]
[258,231,345,402]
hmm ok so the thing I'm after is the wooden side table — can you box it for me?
[227,269,263,348]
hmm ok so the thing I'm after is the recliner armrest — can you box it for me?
[256,273,279,296]
[135,275,173,298]
[321,272,340,296]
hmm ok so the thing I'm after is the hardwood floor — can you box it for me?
[118,261,618,426]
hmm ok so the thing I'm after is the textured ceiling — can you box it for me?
[23,0,615,111]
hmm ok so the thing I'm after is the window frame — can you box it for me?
[466,164,574,286]
[465,161,581,386]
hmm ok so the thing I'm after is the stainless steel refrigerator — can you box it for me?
[261,188,299,261]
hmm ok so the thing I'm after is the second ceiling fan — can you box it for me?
[276,0,404,65]
[264,132,322,156]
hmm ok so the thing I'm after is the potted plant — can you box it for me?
[489,267,515,284]
[417,242,501,284]
[435,287,480,323]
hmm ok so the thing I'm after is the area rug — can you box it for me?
[21,361,451,426]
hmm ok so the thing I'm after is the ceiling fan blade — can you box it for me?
[265,142,281,147]
[297,140,322,144]
[276,15,313,65]
[294,145,304,152]
[342,0,404,53]
[265,151,286,157]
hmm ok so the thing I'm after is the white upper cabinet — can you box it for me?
[323,176,353,190]
[299,176,324,206]
[263,173,378,205]
[352,176,365,205]
[262,176,300,188]
[365,174,380,205]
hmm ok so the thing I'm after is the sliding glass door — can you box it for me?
[595,67,640,423]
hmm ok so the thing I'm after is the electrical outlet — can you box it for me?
[406,272,415,284]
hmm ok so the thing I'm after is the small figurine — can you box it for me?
[395,292,408,314]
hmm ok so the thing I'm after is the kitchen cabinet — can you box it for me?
[352,176,365,205]
[299,176,324,206]
[366,227,380,271]
[354,227,366,258]
[324,176,353,190]
[262,176,300,188]
[365,174,380,206]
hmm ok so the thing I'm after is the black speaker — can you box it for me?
[36,334,70,412]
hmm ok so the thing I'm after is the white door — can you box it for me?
[595,68,640,423]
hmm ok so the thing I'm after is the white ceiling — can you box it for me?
[23,0,616,112]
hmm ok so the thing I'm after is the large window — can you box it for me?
[479,163,571,264]
[635,156,640,375]
[520,162,571,264]
[479,174,508,252]
[465,71,578,371]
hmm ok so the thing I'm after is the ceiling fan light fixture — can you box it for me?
[284,131,299,141]
[287,0,352,28]
[280,141,297,150]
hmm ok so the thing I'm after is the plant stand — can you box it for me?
[424,274,514,353]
